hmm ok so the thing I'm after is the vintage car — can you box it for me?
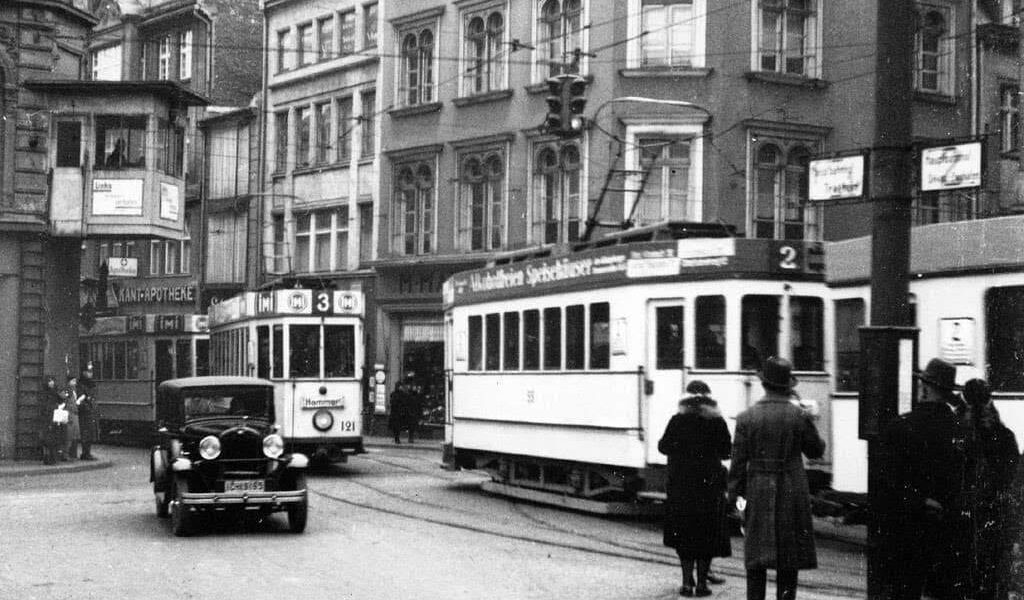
[149,376,309,536]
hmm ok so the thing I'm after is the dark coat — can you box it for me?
[78,374,99,443]
[38,380,66,447]
[658,397,732,557]
[389,386,421,430]
[729,394,825,571]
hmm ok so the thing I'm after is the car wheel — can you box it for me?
[171,477,193,537]
[287,473,307,534]
[155,490,170,518]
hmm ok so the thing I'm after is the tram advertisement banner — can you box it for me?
[444,238,824,307]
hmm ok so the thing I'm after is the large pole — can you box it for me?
[865,1,916,598]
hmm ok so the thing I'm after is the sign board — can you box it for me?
[938,317,974,365]
[160,182,180,221]
[92,179,143,216]
[808,154,865,201]
[107,257,138,277]
[920,141,983,192]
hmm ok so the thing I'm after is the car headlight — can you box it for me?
[312,409,333,432]
[263,433,285,459]
[199,435,221,460]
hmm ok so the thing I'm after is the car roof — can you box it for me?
[157,376,274,393]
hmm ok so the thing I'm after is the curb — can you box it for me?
[363,441,442,453]
[0,459,113,478]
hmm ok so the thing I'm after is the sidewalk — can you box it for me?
[0,453,113,478]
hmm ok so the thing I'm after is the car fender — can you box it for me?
[151,447,168,483]
[288,453,309,469]
[171,457,192,472]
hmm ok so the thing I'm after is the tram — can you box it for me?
[826,213,1024,493]
[79,313,209,443]
[442,223,828,511]
[207,288,366,462]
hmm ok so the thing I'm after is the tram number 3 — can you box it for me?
[313,291,332,314]
[778,245,800,270]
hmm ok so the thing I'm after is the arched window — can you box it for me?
[916,9,947,93]
[463,10,506,94]
[393,162,435,255]
[459,151,506,251]
[539,0,583,77]
[401,29,434,106]
[532,142,581,244]
[751,141,818,241]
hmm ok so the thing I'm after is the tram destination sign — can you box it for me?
[444,238,824,307]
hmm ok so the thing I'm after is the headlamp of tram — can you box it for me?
[313,409,334,432]
[263,433,285,459]
[198,435,221,460]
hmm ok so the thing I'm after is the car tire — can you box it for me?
[171,477,193,537]
[287,473,307,534]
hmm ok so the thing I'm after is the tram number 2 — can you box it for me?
[778,245,800,270]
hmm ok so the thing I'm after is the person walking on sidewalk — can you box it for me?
[64,375,81,460]
[389,374,422,444]
[729,357,826,600]
[659,380,732,597]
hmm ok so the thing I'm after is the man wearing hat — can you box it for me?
[729,357,826,600]
[878,357,969,600]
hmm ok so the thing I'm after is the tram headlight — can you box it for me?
[312,409,334,432]
[198,435,221,460]
[263,433,285,459]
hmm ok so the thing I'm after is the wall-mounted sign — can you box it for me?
[107,257,138,277]
[808,154,865,201]
[113,284,196,305]
[92,179,143,216]
[920,141,982,192]
[938,317,974,365]
[160,182,180,220]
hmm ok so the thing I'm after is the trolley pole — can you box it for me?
[862,1,916,598]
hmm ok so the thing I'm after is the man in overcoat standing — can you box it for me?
[878,357,969,600]
[729,357,826,600]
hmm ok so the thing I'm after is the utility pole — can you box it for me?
[861,1,917,598]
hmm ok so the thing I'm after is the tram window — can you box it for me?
[468,316,483,371]
[987,286,1024,391]
[566,305,585,370]
[695,296,726,369]
[176,339,192,377]
[524,310,540,370]
[834,299,865,392]
[325,325,355,377]
[113,341,126,379]
[790,297,824,371]
[543,307,562,370]
[589,302,610,369]
[485,314,501,370]
[741,295,779,370]
[195,339,209,377]
[257,326,271,379]
[102,342,115,379]
[290,324,320,378]
[656,306,684,370]
[272,325,284,378]
[503,312,520,370]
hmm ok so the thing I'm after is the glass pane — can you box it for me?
[485,313,501,370]
[289,324,320,378]
[543,307,561,370]
[272,325,283,378]
[987,287,1024,391]
[834,299,864,392]
[565,305,585,370]
[790,296,823,370]
[656,305,684,370]
[741,295,779,370]
[524,310,540,370]
[325,325,355,377]
[503,312,520,370]
[695,296,726,369]
[257,325,270,379]
[176,339,192,377]
[589,302,610,369]
[468,315,483,371]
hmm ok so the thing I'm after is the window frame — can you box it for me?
[915,2,954,95]
[623,123,704,226]
[336,96,354,164]
[179,30,193,80]
[461,3,508,96]
[392,158,437,256]
[534,0,586,79]
[315,101,332,164]
[530,139,584,245]
[298,22,315,67]
[747,132,821,241]
[1001,83,1020,154]
[628,0,706,69]
[751,0,821,78]
[277,28,291,73]
[158,35,171,80]
[360,90,376,159]
[458,148,507,251]
[91,44,123,81]
[317,16,334,61]
[398,24,437,107]
[274,111,289,173]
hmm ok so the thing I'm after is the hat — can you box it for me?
[759,357,798,392]
[685,380,711,395]
[915,358,961,392]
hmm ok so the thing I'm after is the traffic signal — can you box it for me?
[543,74,588,138]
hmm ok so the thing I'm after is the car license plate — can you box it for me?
[225,479,265,492]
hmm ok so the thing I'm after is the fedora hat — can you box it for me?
[915,358,961,392]
[759,356,798,391]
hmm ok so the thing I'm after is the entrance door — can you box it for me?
[646,300,686,465]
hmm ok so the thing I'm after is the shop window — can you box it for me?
[695,295,725,369]
[485,313,501,370]
[503,312,520,370]
[524,309,540,370]
[543,307,561,370]
[176,339,192,377]
[95,115,146,170]
[589,302,609,369]
[195,339,209,377]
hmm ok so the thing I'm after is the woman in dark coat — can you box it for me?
[659,380,732,597]
[78,367,99,460]
[38,375,66,465]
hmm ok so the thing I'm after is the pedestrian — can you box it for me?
[960,379,1018,600]
[878,357,970,600]
[78,366,99,460]
[64,375,81,460]
[390,375,418,444]
[38,375,67,465]
[728,357,826,600]
[659,380,732,597]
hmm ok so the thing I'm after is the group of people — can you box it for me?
[39,366,99,464]
[660,354,1024,600]
[659,356,824,599]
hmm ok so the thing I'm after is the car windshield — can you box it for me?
[182,388,272,420]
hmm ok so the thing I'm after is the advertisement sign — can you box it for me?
[160,182,180,220]
[938,318,974,365]
[920,141,983,192]
[106,256,138,277]
[808,154,866,201]
[92,179,143,216]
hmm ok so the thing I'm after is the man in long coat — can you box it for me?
[729,357,826,600]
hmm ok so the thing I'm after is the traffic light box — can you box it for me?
[544,74,588,138]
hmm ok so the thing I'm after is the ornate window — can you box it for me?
[400,28,435,106]
[915,4,953,95]
[463,7,506,94]
[756,0,819,77]
[538,0,583,77]
[393,162,436,255]
[459,152,506,251]
[751,141,817,240]
[532,142,581,244]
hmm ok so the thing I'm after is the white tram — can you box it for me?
[442,225,828,510]
[79,314,209,443]
[827,214,1024,493]
[207,288,366,462]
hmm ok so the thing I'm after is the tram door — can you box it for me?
[646,301,686,465]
